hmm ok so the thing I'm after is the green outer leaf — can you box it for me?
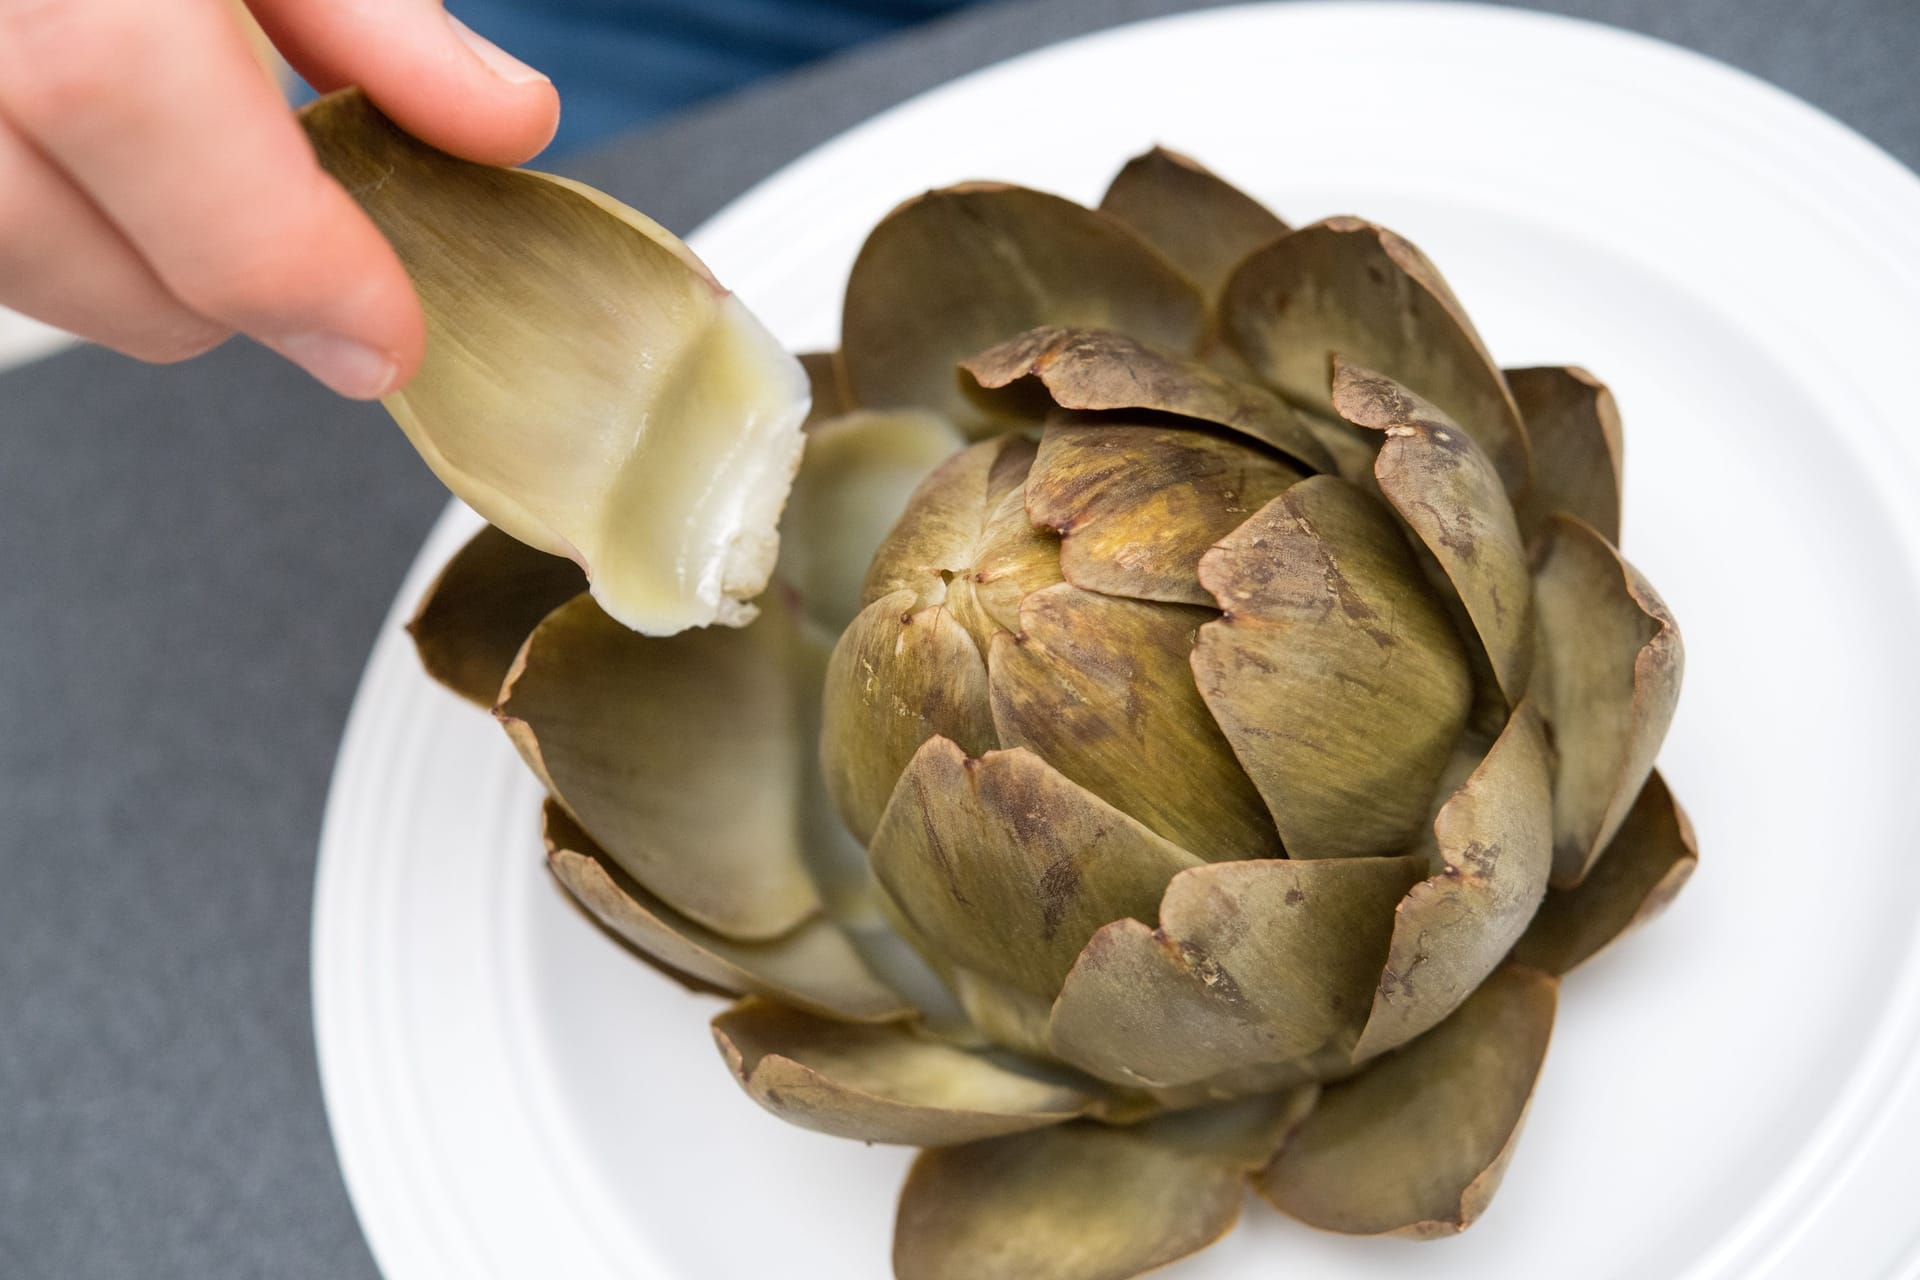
[1097,146,1290,302]
[790,629,967,1039]
[1351,701,1553,1062]
[1048,854,1429,1088]
[543,803,909,1022]
[406,525,586,708]
[799,351,853,430]
[1298,407,1385,488]
[301,90,807,635]
[1532,515,1684,888]
[1257,964,1558,1238]
[1333,359,1535,704]
[962,326,1334,472]
[499,594,820,941]
[774,409,963,633]
[895,1090,1316,1280]
[1192,476,1474,859]
[789,623,878,919]
[1221,216,1532,499]
[711,997,1090,1145]
[818,591,998,846]
[988,583,1281,859]
[1138,1047,1358,1111]
[869,738,1202,1002]
[1023,419,1306,607]
[1514,769,1697,975]
[1507,365,1624,543]
[949,966,1062,1062]
[546,804,733,1001]
[841,183,1205,435]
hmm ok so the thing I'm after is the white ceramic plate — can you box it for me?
[0,307,75,374]
[313,4,1920,1277]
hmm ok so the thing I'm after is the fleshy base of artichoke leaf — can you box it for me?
[578,297,811,633]
[389,290,810,636]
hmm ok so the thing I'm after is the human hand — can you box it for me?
[0,0,559,397]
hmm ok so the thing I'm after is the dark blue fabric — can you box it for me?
[449,0,976,151]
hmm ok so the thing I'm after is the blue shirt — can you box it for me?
[449,0,976,152]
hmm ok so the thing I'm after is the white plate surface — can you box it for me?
[314,5,1920,1277]
[0,307,75,374]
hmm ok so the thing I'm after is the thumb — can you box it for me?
[252,0,560,166]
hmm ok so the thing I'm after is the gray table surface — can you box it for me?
[2,0,1914,1276]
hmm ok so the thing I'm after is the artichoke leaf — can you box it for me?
[499,594,820,941]
[1022,419,1308,606]
[406,525,586,708]
[968,481,1068,638]
[1532,516,1684,887]
[856,434,1062,653]
[1257,964,1557,1237]
[962,326,1335,472]
[1333,360,1535,703]
[1098,146,1291,303]
[1048,854,1429,1089]
[948,966,1063,1062]
[775,409,964,633]
[862,436,1044,615]
[1507,365,1624,543]
[819,591,998,845]
[895,1089,1316,1280]
[1350,700,1553,1061]
[790,628,964,1040]
[869,738,1202,1003]
[790,617,886,920]
[544,803,910,1022]
[1141,1048,1358,1110]
[841,183,1205,435]
[987,583,1281,859]
[1221,216,1532,498]
[300,90,808,635]
[1192,476,1474,859]
[799,351,854,429]
[1298,407,1385,488]
[711,997,1092,1146]
[1514,769,1697,975]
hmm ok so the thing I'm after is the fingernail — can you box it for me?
[447,13,550,85]
[277,333,398,400]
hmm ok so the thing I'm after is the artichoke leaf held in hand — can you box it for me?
[300,90,809,636]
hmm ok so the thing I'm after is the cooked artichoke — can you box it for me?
[342,101,1694,1278]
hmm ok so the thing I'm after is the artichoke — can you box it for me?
[310,97,1697,1278]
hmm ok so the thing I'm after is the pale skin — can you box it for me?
[0,0,561,397]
